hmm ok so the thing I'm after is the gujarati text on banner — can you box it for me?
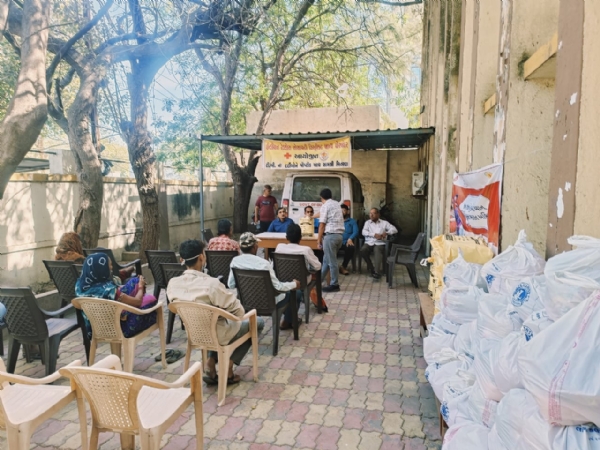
[262,137,352,170]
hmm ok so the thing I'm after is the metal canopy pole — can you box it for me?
[198,135,205,240]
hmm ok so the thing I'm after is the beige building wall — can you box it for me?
[497,0,559,253]
[247,106,421,235]
[470,2,500,171]
[0,175,233,289]
[573,1,600,238]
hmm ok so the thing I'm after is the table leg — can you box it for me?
[292,292,299,341]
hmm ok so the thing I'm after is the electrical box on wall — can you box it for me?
[412,172,425,196]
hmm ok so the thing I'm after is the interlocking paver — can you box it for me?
[0,265,441,449]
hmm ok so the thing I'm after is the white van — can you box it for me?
[281,172,365,225]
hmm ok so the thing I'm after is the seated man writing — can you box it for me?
[166,239,265,385]
[228,232,302,330]
[360,207,398,279]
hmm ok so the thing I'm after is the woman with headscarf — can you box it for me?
[55,232,85,263]
[75,253,157,338]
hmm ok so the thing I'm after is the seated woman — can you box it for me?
[55,232,85,263]
[75,253,157,338]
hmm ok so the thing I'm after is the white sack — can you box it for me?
[442,421,490,450]
[492,332,523,394]
[519,291,600,426]
[481,230,545,295]
[493,389,529,449]
[544,236,600,320]
[473,339,503,402]
[508,275,548,321]
[424,313,460,364]
[466,380,498,428]
[454,320,477,358]
[440,286,481,324]
[425,348,472,400]
[441,369,476,426]
[443,250,484,289]
[550,424,600,449]
[488,425,509,450]
[521,309,554,342]
[477,293,522,341]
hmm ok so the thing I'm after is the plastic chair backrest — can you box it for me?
[74,298,123,340]
[272,252,309,289]
[232,268,278,315]
[160,263,187,286]
[43,260,79,299]
[205,250,238,281]
[171,302,222,349]
[61,366,143,432]
[0,287,50,341]
[410,233,426,256]
[202,229,214,242]
[145,251,177,289]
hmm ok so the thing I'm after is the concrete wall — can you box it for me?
[247,106,421,236]
[573,2,600,238]
[419,0,600,256]
[497,0,559,253]
[0,174,233,289]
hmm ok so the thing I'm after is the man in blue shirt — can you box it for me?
[267,207,294,232]
[339,204,359,275]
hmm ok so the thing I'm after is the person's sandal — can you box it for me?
[202,373,218,385]
[227,375,241,385]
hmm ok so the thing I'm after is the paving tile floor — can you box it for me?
[0,263,441,449]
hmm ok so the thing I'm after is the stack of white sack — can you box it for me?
[425,348,473,400]
[489,388,600,449]
[481,230,545,296]
[440,234,600,450]
[543,236,600,320]
[439,286,481,324]
[424,313,461,364]
[443,250,486,289]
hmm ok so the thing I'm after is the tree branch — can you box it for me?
[46,0,115,89]
[357,0,422,5]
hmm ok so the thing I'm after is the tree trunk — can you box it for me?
[121,60,160,262]
[68,58,110,248]
[0,0,51,199]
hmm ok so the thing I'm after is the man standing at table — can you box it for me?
[360,208,398,279]
[254,185,278,233]
[267,207,294,232]
[339,204,359,275]
[317,188,345,292]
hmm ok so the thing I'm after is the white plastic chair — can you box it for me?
[60,355,204,450]
[168,302,259,406]
[72,297,166,372]
[0,359,87,450]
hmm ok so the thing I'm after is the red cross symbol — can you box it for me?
[284,152,292,159]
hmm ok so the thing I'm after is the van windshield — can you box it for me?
[292,177,341,201]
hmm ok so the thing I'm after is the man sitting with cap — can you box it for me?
[166,239,265,385]
[228,232,302,330]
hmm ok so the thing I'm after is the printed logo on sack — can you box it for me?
[441,401,450,422]
[523,326,533,341]
[485,274,495,288]
[512,283,531,307]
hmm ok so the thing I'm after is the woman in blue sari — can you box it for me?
[75,253,157,338]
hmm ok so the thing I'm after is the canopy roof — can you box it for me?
[201,127,435,151]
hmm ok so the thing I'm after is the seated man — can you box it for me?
[166,239,264,385]
[207,218,241,253]
[228,232,301,330]
[339,204,359,275]
[267,207,294,233]
[360,208,398,279]
[276,224,322,281]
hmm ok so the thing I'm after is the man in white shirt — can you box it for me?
[228,232,302,330]
[166,239,265,386]
[316,188,345,292]
[360,208,398,279]
[276,223,322,281]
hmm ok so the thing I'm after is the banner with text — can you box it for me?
[450,163,503,253]
[262,137,352,170]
